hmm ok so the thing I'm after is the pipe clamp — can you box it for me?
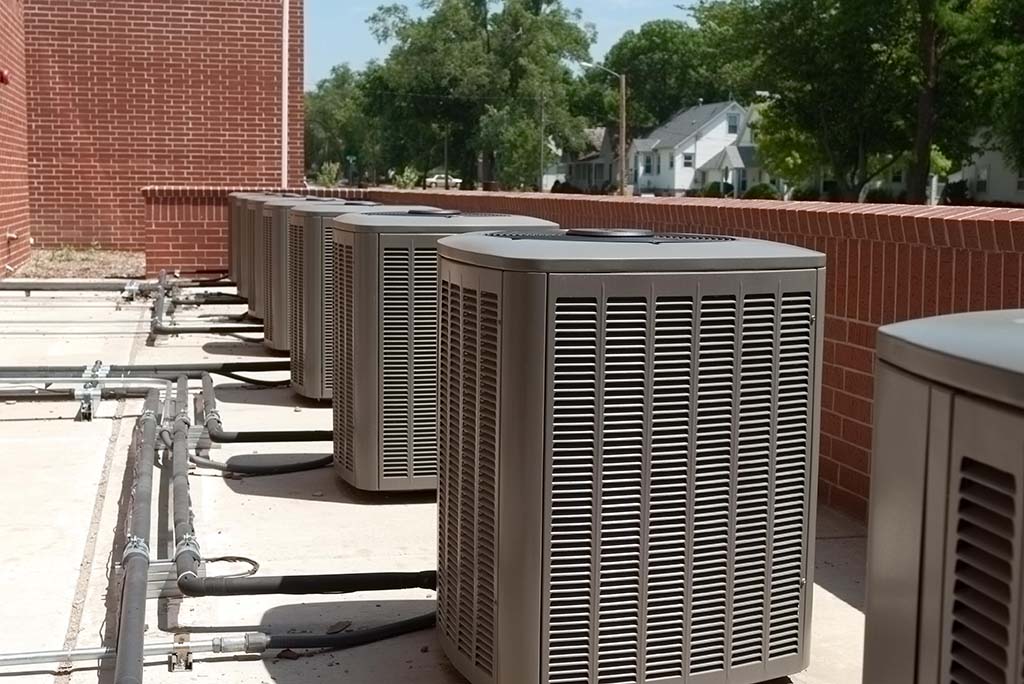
[122,536,150,564]
[174,534,201,562]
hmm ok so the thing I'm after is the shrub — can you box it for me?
[742,183,779,200]
[314,161,341,187]
[393,166,421,190]
[864,187,895,204]
[702,181,734,198]
[942,180,970,206]
[790,186,820,201]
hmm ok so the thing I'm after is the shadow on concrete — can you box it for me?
[214,463,436,506]
[813,506,868,612]
[201,339,273,357]
[213,385,327,410]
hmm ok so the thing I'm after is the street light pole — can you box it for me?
[582,61,629,196]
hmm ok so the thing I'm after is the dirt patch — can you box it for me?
[14,247,146,279]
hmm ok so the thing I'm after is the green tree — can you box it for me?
[598,20,714,130]
[987,0,1024,171]
[363,0,593,188]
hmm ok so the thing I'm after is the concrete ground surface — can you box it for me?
[0,289,867,684]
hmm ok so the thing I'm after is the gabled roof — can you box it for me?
[633,101,741,152]
[701,144,760,170]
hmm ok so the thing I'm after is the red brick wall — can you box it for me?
[143,187,1024,520]
[141,186,367,275]
[23,0,304,251]
[0,0,30,275]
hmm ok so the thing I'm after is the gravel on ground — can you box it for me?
[14,247,146,279]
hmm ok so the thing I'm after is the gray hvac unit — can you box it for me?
[261,197,380,351]
[330,211,560,493]
[288,204,438,400]
[227,192,269,292]
[239,193,304,317]
[436,228,826,684]
[863,309,1024,684]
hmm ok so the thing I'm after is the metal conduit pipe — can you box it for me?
[0,360,288,378]
[150,289,262,336]
[0,377,175,420]
[199,373,332,444]
[0,279,160,293]
[112,389,163,684]
[170,404,436,596]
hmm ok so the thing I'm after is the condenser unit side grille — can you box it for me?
[263,214,274,340]
[545,283,815,683]
[380,246,440,481]
[246,207,257,299]
[768,292,814,660]
[689,294,737,676]
[948,457,1016,684]
[382,248,413,479]
[644,297,693,681]
[437,279,499,677]
[412,248,441,479]
[731,293,777,667]
[288,222,305,389]
[333,243,355,473]
[549,297,599,684]
[322,226,336,388]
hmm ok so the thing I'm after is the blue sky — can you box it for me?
[305,0,681,89]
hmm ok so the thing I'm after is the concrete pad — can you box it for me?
[0,292,869,684]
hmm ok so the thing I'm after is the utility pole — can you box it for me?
[539,97,546,192]
[618,72,628,196]
[443,125,450,190]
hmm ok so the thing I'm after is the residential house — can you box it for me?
[630,101,746,195]
[949,145,1024,205]
[700,105,784,197]
[565,127,618,192]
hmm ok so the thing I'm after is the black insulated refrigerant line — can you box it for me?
[112,387,169,684]
[169,402,436,597]
[199,372,332,444]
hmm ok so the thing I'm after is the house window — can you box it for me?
[595,164,604,182]
[644,154,652,174]
[669,154,675,170]
[683,153,695,168]
[727,113,739,135]
[977,167,989,194]
[1017,170,1024,192]
[891,169,903,184]
[656,153,662,175]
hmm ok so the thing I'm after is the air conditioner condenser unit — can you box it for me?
[863,309,1024,684]
[330,210,559,493]
[261,197,380,352]
[436,227,826,684]
[240,193,304,320]
[228,192,268,295]
[288,204,439,400]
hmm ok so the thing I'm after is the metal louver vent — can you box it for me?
[545,289,814,682]
[437,281,499,677]
[262,214,274,340]
[333,243,355,473]
[288,222,305,389]
[949,457,1016,684]
[769,292,813,660]
[322,228,336,386]
[245,207,257,302]
[380,247,440,481]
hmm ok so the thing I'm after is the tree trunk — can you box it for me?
[907,0,940,204]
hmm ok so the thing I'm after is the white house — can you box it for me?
[630,100,746,195]
[949,145,1024,204]
[565,127,618,192]
[700,105,785,196]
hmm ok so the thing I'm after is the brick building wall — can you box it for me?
[141,187,1024,520]
[0,0,30,274]
[23,0,304,251]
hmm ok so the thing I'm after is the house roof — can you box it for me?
[701,144,760,170]
[633,101,739,152]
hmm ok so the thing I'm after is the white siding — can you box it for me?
[953,148,1024,204]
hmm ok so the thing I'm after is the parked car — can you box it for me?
[426,174,462,188]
